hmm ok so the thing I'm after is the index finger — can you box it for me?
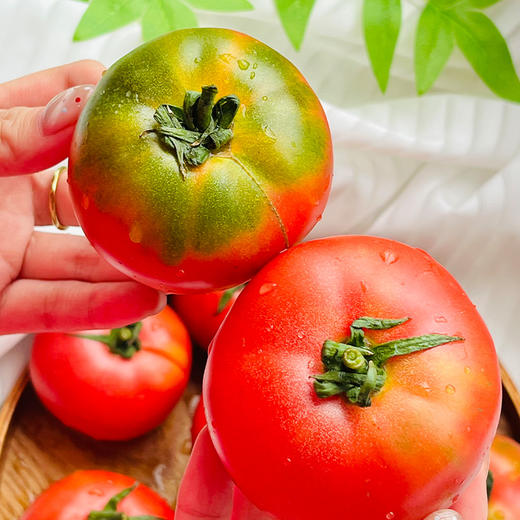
[0,60,105,109]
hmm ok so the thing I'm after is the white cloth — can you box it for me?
[1,0,519,405]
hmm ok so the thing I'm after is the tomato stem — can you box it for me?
[313,317,463,406]
[87,483,165,520]
[140,85,240,179]
[216,283,246,314]
[74,322,142,359]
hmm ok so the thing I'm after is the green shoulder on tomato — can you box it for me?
[69,28,332,293]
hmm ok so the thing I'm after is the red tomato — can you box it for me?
[30,307,191,440]
[21,470,174,520]
[69,28,332,293]
[488,434,520,519]
[205,235,502,520]
[191,396,207,443]
[171,285,244,349]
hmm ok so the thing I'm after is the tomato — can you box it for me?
[488,434,520,519]
[205,235,501,520]
[191,395,207,443]
[171,284,244,348]
[69,28,333,294]
[21,470,174,519]
[30,307,191,440]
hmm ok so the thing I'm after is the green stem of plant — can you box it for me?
[313,316,463,406]
[141,85,240,178]
[74,322,142,359]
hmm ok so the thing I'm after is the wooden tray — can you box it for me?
[0,362,519,520]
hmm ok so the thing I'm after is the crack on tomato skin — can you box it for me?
[220,153,290,249]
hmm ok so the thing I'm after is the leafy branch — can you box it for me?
[72,0,520,102]
[363,0,520,101]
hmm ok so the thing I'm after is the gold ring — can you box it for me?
[49,166,68,231]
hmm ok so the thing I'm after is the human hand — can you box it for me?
[0,61,165,334]
[175,428,488,520]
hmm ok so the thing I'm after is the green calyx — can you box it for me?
[87,483,165,520]
[141,85,240,179]
[75,322,142,359]
[216,283,246,314]
[313,317,463,407]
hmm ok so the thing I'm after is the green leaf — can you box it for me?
[415,3,454,95]
[216,283,245,314]
[184,0,253,11]
[363,0,402,92]
[351,316,408,330]
[274,0,317,50]
[465,0,502,7]
[486,470,494,499]
[451,9,520,102]
[372,334,462,365]
[73,0,147,41]
[141,0,198,41]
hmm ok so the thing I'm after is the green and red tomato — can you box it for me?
[205,235,502,520]
[69,28,332,293]
[30,306,191,440]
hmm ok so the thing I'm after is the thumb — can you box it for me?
[0,84,94,176]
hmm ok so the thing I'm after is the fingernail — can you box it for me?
[424,510,462,520]
[41,84,95,136]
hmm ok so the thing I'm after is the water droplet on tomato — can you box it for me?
[194,57,201,64]
[297,331,304,339]
[253,63,258,69]
[434,315,447,323]
[259,282,277,295]
[286,457,292,463]
[262,124,277,142]
[380,250,398,265]
[238,59,250,70]
[419,381,432,393]
[262,95,268,101]
[219,53,234,64]
[360,281,368,293]
[125,90,131,97]
[250,71,256,79]
[178,269,185,277]
[81,194,90,210]
[258,348,263,354]
[445,384,456,394]
[129,224,143,244]
[88,488,103,496]
[386,513,395,520]
[464,366,471,375]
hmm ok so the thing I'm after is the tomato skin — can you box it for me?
[30,307,191,440]
[21,470,174,520]
[69,28,332,294]
[488,434,520,519]
[205,235,502,520]
[191,396,207,443]
[171,287,242,349]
